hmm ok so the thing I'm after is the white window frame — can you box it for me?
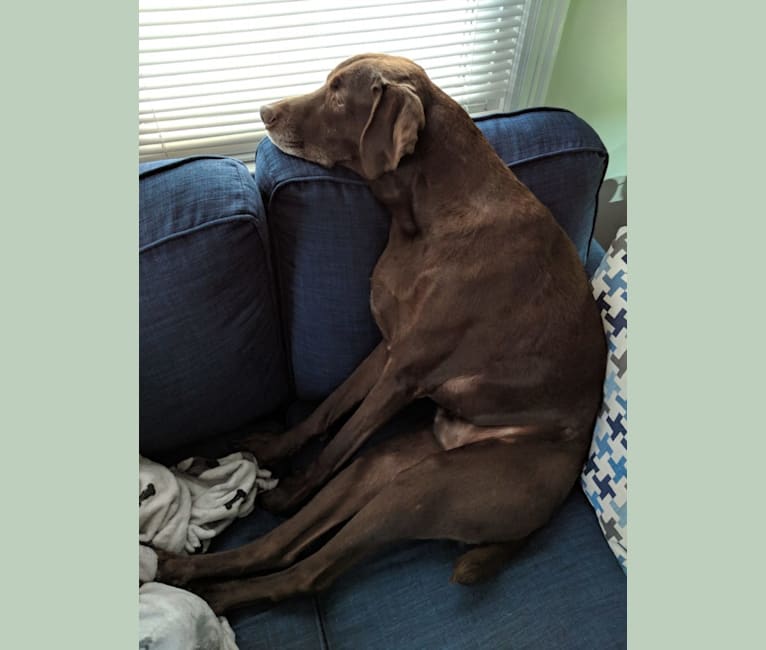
[506,0,569,111]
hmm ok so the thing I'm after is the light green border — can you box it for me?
[2,3,137,647]
[630,1,764,646]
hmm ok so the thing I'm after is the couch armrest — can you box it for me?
[586,238,606,278]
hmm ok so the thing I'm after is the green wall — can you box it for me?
[546,0,627,180]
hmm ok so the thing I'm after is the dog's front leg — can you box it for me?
[261,366,413,513]
[156,425,441,587]
[238,342,388,464]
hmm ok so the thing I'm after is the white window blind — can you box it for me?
[139,0,567,164]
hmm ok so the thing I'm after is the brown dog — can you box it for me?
[156,54,606,613]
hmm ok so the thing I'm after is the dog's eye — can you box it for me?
[329,78,341,92]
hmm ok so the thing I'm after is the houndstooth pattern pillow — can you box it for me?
[582,227,627,573]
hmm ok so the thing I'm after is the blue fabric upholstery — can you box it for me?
[210,405,625,649]
[140,156,289,454]
[255,108,608,400]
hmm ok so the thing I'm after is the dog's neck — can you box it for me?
[369,88,511,239]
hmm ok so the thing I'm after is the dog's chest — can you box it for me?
[369,259,403,338]
[369,245,432,341]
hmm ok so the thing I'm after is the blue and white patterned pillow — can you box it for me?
[581,227,627,573]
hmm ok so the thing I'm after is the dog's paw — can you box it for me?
[154,548,195,587]
[235,431,291,465]
[450,556,486,586]
[450,542,522,585]
[258,484,294,514]
[184,580,233,615]
[450,549,503,586]
[187,577,266,615]
[258,474,308,514]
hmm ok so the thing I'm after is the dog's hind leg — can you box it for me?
[238,342,389,464]
[156,425,441,586]
[193,434,583,613]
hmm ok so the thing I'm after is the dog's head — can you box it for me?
[260,54,427,180]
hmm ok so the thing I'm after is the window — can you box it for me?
[139,0,568,164]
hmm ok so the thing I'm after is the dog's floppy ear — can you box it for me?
[359,77,425,179]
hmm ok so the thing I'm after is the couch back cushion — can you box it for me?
[140,157,289,455]
[255,108,608,401]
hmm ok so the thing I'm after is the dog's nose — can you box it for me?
[260,104,279,128]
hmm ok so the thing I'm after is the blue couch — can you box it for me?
[139,108,626,649]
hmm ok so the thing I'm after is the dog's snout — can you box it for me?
[260,104,279,128]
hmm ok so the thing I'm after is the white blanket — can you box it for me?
[139,582,239,650]
[139,452,278,650]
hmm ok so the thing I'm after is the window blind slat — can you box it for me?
[140,21,522,55]
[139,68,514,108]
[141,1,304,12]
[141,0,463,18]
[140,5,516,37]
[140,45,518,84]
[140,58,516,96]
[140,32,518,69]
[139,35,520,103]
[141,0,510,22]
[139,0,534,164]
